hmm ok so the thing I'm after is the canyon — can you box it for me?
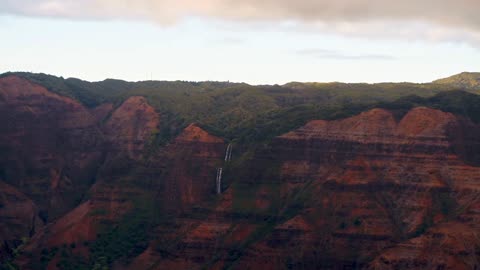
[1,74,480,269]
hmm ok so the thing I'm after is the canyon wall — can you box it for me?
[127,107,480,269]
[2,75,480,269]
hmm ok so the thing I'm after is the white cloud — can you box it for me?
[1,0,480,45]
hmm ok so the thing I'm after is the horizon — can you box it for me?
[2,70,476,86]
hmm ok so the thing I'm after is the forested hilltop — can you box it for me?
[2,71,480,145]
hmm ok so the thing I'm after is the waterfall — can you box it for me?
[216,168,223,194]
[225,144,233,162]
[216,144,232,195]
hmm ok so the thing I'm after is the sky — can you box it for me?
[1,0,480,84]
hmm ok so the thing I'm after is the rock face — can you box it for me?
[369,222,480,270]
[0,76,105,220]
[126,107,480,270]
[18,201,96,256]
[2,75,480,270]
[90,103,114,124]
[104,96,159,159]
[161,124,226,212]
[15,123,227,270]
[0,181,43,261]
[0,77,163,267]
[226,107,480,269]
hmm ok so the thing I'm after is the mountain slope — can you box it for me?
[1,73,480,269]
[434,72,480,91]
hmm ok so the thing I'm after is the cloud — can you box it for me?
[296,48,396,61]
[1,0,479,28]
[1,0,480,45]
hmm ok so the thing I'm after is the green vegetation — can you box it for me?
[37,247,58,269]
[46,196,161,270]
[0,262,17,270]
[88,211,151,268]
[0,237,29,270]
[376,90,480,123]
[433,72,480,91]
[2,71,470,146]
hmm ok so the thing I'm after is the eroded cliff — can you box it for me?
[0,75,105,220]
[2,76,480,270]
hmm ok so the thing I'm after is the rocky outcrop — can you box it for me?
[0,181,43,261]
[160,124,226,212]
[104,96,159,159]
[18,201,96,255]
[0,75,105,221]
[369,222,480,270]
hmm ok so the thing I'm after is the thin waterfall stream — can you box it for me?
[216,143,233,195]
[216,168,223,194]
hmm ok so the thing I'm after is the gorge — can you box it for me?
[1,72,480,269]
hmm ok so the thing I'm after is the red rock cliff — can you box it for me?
[160,123,226,212]
[0,76,105,220]
[126,107,480,270]
[227,107,480,269]
[104,96,159,159]
[3,76,480,270]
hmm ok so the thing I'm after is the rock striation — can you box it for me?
[0,75,105,220]
[127,107,480,269]
[2,75,480,269]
